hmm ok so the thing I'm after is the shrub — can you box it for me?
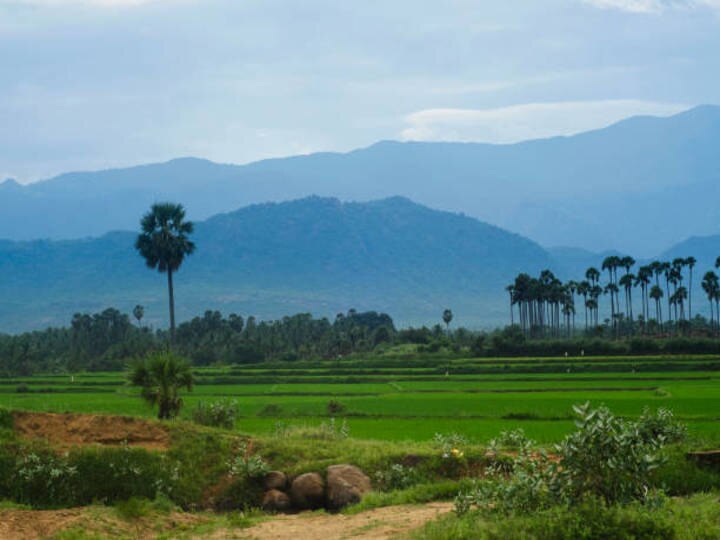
[191,399,239,429]
[488,428,534,452]
[456,403,682,515]
[555,402,667,505]
[0,408,12,430]
[69,445,174,504]
[636,407,686,444]
[374,464,423,491]
[228,442,269,480]
[327,399,346,415]
[13,450,78,507]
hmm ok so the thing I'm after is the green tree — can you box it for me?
[129,350,194,419]
[132,305,144,328]
[442,308,454,335]
[685,256,696,320]
[135,203,195,342]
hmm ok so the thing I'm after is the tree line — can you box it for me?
[0,307,399,376]
[507,255,720,338]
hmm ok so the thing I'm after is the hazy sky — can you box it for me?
[1,0,719,182]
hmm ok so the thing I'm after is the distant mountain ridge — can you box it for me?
[0,197,553,333]
[2,105,719,255]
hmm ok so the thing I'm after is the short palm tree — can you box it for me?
[129,351,194,419]
[135,203,195,341]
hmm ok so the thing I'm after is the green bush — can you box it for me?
[457,403,681,515]
[191,399,239,429]
[69,446,174,504]
[12,450,78,507]
[327,399,346,415]
[651,446,720,495]
[0,408,12,430]
[555,403,668,505]
[374,463,423,491]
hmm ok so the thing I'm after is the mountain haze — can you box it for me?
[2,106,719,255]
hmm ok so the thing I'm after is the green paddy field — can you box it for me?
[2,354,719,445]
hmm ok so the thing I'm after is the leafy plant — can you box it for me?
[128,350,194,419]
[191,399,239,429]
[374,464,422,491]
[488,428,535,452]
[228,442,269,480]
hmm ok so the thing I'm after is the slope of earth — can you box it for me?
[11,411,170,450]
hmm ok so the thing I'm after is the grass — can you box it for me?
[413,493,720,540]
[0,356,718,444]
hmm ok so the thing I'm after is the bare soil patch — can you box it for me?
[0,506,205,539]
[12,411,170,450]
[207,502,454,540]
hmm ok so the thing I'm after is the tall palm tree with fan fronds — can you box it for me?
[135,203,195,342]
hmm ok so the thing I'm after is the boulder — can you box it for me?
[290,472,325,510]
[326,464,371,510]
[264,470,288,491]
[262,489,292,512]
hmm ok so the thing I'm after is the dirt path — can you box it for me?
[0,503,452,539]
[207,502,453,540]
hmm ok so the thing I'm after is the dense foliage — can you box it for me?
[508,255,720,339]
[0,308,396,376]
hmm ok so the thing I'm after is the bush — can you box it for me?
[651,446,720,495]
[457,403,682,515]
[13,450,78,507]
[228,442,269,480]
[556,402,668,505]
[374,464,423,491]
[636,407,686,444]
[191,400,239,429]
[0,408,12,430]
[327,399,346,415]
[488,428,534,451]
[69,445,174,504]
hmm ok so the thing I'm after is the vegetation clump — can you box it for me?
[191,399,239,429]
[128,351,194,419]
[456,403,685,516]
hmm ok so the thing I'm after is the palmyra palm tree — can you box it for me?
[650,285,664,332]
[686,256,697,320]
[702,271,719,335]
[135,203,195,342]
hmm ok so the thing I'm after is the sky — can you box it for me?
[1,0,719,183]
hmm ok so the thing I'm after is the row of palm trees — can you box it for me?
[506,255,720,337]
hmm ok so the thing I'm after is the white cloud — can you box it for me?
[400,100,689,144]
[583,0,720,13]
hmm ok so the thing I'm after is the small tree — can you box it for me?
[442,309,453,336]
[129,351,194,419]
[132,305,144,328]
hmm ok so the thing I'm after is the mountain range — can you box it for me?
[2,195,719,333]
[0,197,554,332]
[2,105,720,257]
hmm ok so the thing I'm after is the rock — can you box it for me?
[262,489,292,512]
[326,464,371,510]
[290,472,325,510]
[264,470,288,491]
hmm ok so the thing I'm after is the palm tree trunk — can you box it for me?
[167,268,176,343]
